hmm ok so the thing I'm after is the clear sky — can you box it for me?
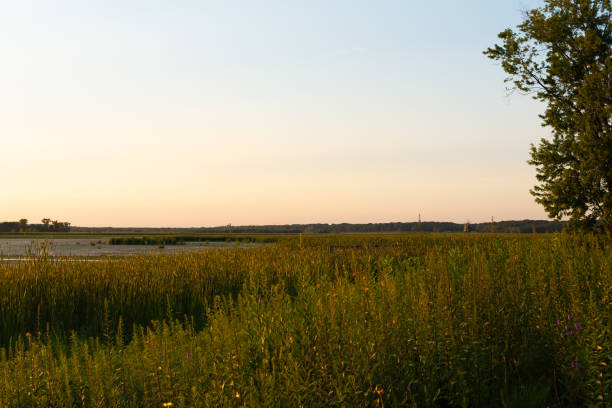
[1,0,551,227]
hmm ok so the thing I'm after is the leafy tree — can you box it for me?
[485,0,611,232]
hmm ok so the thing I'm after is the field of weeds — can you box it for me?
[0,234,610,407]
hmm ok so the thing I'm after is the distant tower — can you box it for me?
[418,213,422,232]
[490,216,495,233]
[464,221,471,233]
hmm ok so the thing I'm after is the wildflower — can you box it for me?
[235,392,240,398]
[25,332,31,338]
[558,314,581,338]
[186,352,191,359]
[162,403,173,407]
[571,361,579,370]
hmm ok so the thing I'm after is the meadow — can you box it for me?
[0,234,610,407]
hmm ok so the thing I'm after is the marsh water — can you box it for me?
[0,238,259,259]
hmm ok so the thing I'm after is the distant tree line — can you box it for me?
[0,218,71,233]
[195,220,565,234]
[71,220,565,234]
[108,235,277,246]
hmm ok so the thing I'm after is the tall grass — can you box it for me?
[0,234,610,407]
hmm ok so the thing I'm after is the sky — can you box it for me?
[0,0,551,227]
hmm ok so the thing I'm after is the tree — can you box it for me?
[485,0,611,233]
[18,218,28,232]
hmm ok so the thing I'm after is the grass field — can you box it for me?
[0,234,610,407]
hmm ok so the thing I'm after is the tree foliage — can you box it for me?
[485,0,612,232]
[0,218,70,233]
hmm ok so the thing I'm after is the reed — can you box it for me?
[0,234,609,407]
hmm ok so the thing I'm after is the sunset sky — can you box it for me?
[1,0,550,227]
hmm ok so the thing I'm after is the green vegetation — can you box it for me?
[485,0,612,233]
[0,218,71,233]
[71,219,566,234]
[0,234,610,407]
[0,219,567,236]
[108,235,279,246]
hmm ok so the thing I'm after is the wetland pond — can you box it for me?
[0,238,260,261]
